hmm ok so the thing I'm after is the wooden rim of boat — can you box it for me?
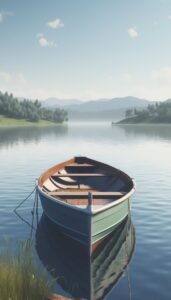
[37,156,136,215]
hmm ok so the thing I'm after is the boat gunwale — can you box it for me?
[38,157,75,187]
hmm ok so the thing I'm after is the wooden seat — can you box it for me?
[57,169,76,182]
[66,163,94,167]
[66,199,112,205]
[52,173,111,177]
[48,191,126,197]
[43,178,59,192]
[50,177,79,189]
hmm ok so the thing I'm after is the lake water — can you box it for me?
[0,123,171,299]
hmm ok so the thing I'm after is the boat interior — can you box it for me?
[39,157,133,208]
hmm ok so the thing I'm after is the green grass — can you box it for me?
[0,115,60,127]
[0,240,55,300]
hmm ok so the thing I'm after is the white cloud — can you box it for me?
[17,73,26,84]
[123,73,133,81]
[127,27,138,38]
[119,67,171,100]
[0,11,14,23]
[0,71,12,81]
[168,15,171,20]
[37,33,56,48]
[3,67,171,102]
[0,70,26,84]
[47,18,64,29]
[151,66,171,82]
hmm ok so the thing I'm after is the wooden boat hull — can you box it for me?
[92,198,130,244]
[38,188,131,247]
[37,156,135,247]
[39,190,91,245]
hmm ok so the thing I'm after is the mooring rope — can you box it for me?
[36,187,39,227]
[124,198,132,300]
[29,188,38,238]
[14,183,39,236]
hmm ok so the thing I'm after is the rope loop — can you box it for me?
[14,182,39,238]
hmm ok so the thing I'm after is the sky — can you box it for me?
[1,0,171,101]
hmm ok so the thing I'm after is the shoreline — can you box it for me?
[0,116,66,128]
[111,122,171,126]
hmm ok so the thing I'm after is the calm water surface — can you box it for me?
[0,123,171,299]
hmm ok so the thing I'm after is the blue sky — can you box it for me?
[1,0,171,101]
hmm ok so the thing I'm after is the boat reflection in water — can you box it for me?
[36,214,135,300]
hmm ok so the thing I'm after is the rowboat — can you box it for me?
[37,156,135,249]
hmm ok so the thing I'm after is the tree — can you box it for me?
[125,109,133,118]
[0,90,68,123]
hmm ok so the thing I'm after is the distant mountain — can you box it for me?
[42,96,153,121]
[67,96,150,112]
[42,98,81,108]
[43,96,149,109]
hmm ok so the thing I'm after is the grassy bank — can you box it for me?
[0,240,55,300]
[0,115,62,127]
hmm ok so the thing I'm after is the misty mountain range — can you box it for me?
[41,96,154,121]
